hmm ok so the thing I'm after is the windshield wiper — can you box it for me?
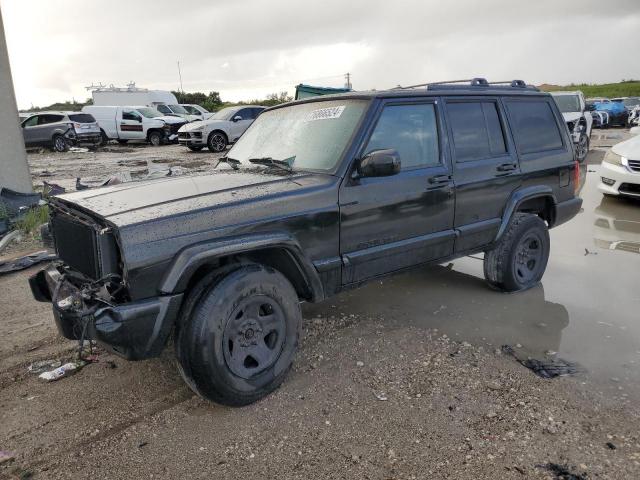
[214,156,241,170]
[248,156,295,173]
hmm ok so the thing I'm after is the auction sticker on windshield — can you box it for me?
[305,105,346,122]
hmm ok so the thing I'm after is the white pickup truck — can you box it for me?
[82,106,187,146]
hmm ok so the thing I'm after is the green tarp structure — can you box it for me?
[294,84,351,100]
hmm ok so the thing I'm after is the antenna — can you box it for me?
[177,61,184,92]
[344,72,352,90]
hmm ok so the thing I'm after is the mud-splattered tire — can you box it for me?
[207,131,227,153]
[147,131,163,146]
[51,134,69,152]
[483,213,550,292]
[176,264,301,406]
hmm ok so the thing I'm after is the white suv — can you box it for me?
[177,106,265,152]
[599,128,640,198]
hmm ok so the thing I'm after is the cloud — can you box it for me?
[1,0,639,108]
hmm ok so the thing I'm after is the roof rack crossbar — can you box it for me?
[393,78,538,91]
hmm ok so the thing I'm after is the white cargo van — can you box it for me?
[91,86,199,122]
[82,106,187,146]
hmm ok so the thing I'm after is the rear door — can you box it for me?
[118,109,144,139]
[339,99,456,284]
[444,97,521,251]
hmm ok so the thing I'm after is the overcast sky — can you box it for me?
[2,0,639,109]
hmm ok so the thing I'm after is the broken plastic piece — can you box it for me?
[38,361,85,382]
[27,359,62,374]
[0,251,57,275]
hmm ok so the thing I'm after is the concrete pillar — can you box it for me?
[0,5,32,194]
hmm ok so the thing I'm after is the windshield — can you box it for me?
[209,106,240,120]
[552,95,581,113]
[137,107,163,118]
[169,104,188,114]
[228,99,368,172]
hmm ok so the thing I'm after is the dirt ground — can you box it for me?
[1,139,640,479]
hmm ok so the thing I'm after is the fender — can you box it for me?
[495,186,556,242]
[159,232,325,302]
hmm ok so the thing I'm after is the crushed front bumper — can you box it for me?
[29,265,183,360]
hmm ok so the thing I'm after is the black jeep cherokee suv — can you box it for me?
[31,78,582,406]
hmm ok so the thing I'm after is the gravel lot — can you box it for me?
[1,138,639,479]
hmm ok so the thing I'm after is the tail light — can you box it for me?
[573,159,580,194]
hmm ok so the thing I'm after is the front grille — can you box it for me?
[51,214,100,279]
[627,159,640,172]
[170,123,186,134]
[615,242,640,254]
[178,132,190,139]
[619,183,640,197]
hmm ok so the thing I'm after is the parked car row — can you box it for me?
[599,126,640,198]
[583,96,640,129]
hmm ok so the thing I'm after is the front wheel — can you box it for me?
[483,213,550,292]
[51,134,69,152]
[148,131,163,146]
[207,131,227,153]
[176,264,301,406]
[575,133,589,162]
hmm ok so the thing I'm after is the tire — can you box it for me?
[176,264,301,406]
[52,134,69,152]
[148,131,162,147]
[483,213,550,292]
[100,130,109,146]
[207,131,227,153]
[187,145,204,152]
[575,133,589,162]
[117,139,129,145]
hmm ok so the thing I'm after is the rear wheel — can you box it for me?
[207,131,227,153]
[187,145,204,152]
[483,213,550,292]
[51,134,69,152]
[176,264,301,406]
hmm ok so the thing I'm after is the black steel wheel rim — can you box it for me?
[222,295,287,379]
[513,231,544,283]
[210,134,225,152]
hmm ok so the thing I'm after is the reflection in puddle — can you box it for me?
[305,265,569,360]
[593,196,640,255]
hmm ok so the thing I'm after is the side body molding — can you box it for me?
[159,232,325,301]
[495,185,556,242]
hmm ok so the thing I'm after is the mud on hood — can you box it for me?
[52,171,333,227]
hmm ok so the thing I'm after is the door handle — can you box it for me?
[496,163,517,172]
[428,174,451,184]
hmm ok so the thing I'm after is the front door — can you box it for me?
[21,115,40,145]
[339,100,456,284]
[443,98,522,251]
[118,109,144,139]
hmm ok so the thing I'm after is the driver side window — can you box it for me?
[122,110,141,121]
[364,103,440,170]
[23,115,39,127]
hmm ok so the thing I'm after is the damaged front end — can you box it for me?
[29,200,182,360]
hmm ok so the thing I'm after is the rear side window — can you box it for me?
[38,114,64,125]
[68,113,95,123]
[506,100,563,154]
[447,101,506,162]
[364,103,440,170]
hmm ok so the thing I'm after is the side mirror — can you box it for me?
[357,149,401,178]
[232,115,243,122]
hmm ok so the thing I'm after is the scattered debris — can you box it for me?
[501,345,582,379]
[0,251,57,275]
[0,188,41,217]
[138,441,148,448]
[0,230,22,255]
[42,181,66,196]
[606,442,616,450]
[356,361,364,367]
[375,393,388,401]
[536,463,587,480]
[584,248,598,256]
[38,361,85,382]
[0,450,15,465]
[27,359,62,374]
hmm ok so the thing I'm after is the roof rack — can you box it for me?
[393,78,538,91]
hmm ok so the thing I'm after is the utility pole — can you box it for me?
[344,72,352,90]
[177,61,184,93]
[0,5,32,194]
